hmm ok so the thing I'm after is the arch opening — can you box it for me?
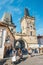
[14,39,27,49]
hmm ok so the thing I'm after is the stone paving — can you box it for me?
[0,55,43,65]
[17,55,43,65]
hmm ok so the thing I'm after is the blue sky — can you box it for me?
[0,0,43,35]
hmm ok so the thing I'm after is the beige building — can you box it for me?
[1,12,16,34]
[0,13,15,59]
[14,8,38,51]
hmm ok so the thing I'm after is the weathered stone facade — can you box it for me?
[0,8,38,50]
[14,8,38,49]
[0,22,14,59]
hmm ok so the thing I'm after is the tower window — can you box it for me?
[11,28,13,32]
[30,31,32,36]
[30,26,32,29]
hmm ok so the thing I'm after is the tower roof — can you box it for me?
[1,12,16,27]
[24,8,30,16]
[1,12,12,24]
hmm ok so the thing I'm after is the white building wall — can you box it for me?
[0,29,6,59]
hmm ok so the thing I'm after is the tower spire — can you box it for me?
[24,8,30,17]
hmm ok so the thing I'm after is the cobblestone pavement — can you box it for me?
[0,55,43,65]
[17,55,43,65]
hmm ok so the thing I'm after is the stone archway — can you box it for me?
[14,39,28,49]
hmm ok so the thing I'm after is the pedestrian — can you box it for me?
[6,46,10,57]
[12,48,17,65]
[18,48,23,60]
[28,48,32,57]
[9,45,13,57]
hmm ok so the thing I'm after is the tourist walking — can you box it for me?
[12,48,17,65]
[28,48,32,57]
[18,48,23,60]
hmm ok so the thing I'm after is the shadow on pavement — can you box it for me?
[0,56,28,65]
[16,57,28,64]
[0,59,6,65]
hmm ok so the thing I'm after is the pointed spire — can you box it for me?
[1,12,12,24]
[24,8,30,17]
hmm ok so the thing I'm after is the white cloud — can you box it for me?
[14,8,22,14]
[0,0,22,15]
[16,0,23,7]
[0,0,9,5]
[14,8,20,12]
[7,5,22,15]
[0,0,14,6]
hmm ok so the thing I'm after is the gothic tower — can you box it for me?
[1,13,16,34]
[20,8,38,45]
[21,8,36,36]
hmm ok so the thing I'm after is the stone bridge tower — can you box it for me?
[21,8,36,35]
[15,8,38,49]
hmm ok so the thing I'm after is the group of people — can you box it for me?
[4,46,23,65]
[4,45,33,65]
[12,48,23,65]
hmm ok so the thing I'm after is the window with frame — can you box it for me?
[30,31,32,36]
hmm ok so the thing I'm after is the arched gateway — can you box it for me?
[14,8,38,50]
[14,38,28,49]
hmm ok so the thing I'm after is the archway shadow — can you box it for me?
[16,56,28,64]
[0,59,6,65]
[14,39,25,49]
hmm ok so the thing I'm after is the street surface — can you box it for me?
[0,55,43,65]
[17,55,43,65]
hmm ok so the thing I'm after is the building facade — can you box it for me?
[0,8,39,54]
[0,22,15,59]
[14,8,38,51]
[1,12,16,34]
